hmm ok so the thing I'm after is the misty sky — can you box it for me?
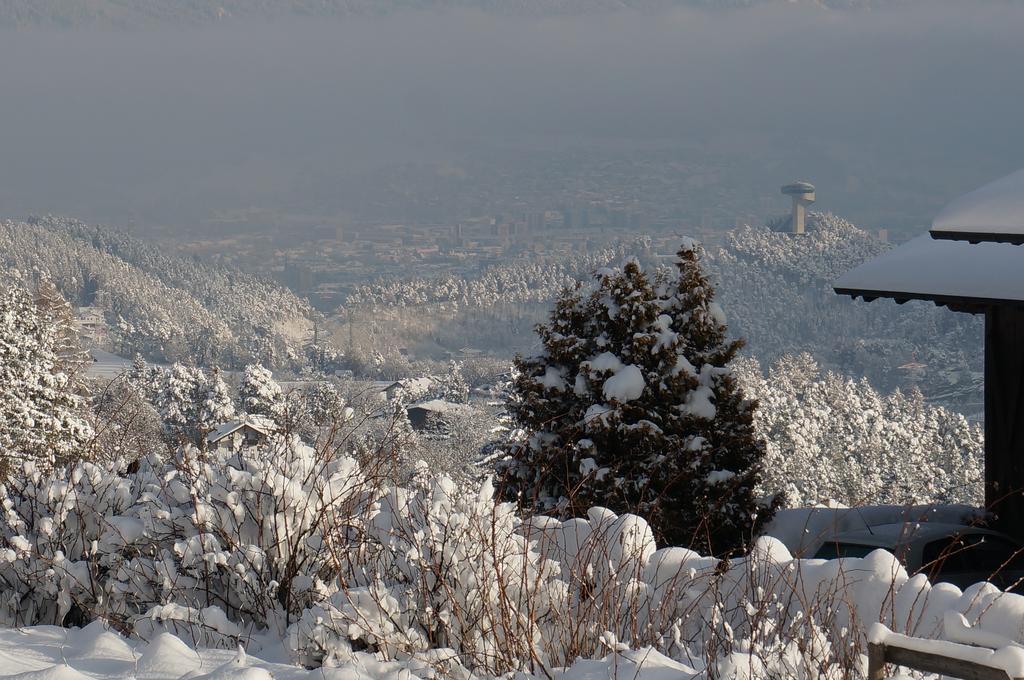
[1,2,1022,235]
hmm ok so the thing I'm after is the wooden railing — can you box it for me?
[868,640,1021,680]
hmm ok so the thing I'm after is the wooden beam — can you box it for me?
[985,307,1024,541]
[868,642,1017,680]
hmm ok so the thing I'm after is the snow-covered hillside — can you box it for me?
[0,217,324,370]
[712,213,982,414]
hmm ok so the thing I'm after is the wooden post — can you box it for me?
[985,306,1024,541]
[867,642,887,680]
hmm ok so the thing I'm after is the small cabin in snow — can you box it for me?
[206,416,275,451]
[370,377,435,402]
[406,399,477,431]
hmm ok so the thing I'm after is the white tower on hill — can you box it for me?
[781,181,816,234]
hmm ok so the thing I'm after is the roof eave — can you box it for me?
[832,286,1008,315]
[930,229,1024,246]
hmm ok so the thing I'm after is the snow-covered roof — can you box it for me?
[931,168,1024,244]
[833,234,1024,313]
[398,377,434,392]
[368,380,402,392]
[828,521,1005,547]
[206,416,275,443]
[406,399,476,416]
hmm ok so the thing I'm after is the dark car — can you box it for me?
[812,522,1024,592]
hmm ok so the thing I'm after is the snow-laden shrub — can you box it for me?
[112,436,379,635]
[0,457,137,627]
[2,442,1023,678]
[0,435,384,642]
[288,475,567,673]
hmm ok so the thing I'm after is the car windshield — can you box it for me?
[813,542,879,560]
[922,534,1024,577]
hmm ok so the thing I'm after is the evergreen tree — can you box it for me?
[303,380,347,428]
[199,367,236,439]
[239,364,285,423]
[154,363,205,446]
[435,361,470,403]
[154,364,241,449]
[32,271,87,372]
[500,241,778,555]
[0,278,93,474]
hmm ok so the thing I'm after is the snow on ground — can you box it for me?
[0,622,415,679]
[0,623,694,680]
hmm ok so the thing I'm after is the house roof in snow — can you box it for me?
[406,399,477,416]
[931,168,1024,244]
[398,377,434,392]
[833,234,1024,313]
[369,380,402,391]
[206,416,275,443]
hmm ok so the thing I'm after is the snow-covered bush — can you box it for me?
[0,434,384,637]
[288,476,567,673]
[1,445,1023,678]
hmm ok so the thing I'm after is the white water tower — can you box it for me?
[781,181,815,234]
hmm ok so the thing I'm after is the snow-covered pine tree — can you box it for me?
[125,354,162,401]
[303,380,347,428]
[501,241,778,555]
[153,364,237,449]
[0,277,93,474]
[154,363,205,447]
[239,364,285,424]
[199,367,236,442]
[32,271,88,373]
[435,360,470,404]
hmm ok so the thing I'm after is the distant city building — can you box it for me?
[563,206,589,230]
[610,209,627,229]
[283,261,314,291]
